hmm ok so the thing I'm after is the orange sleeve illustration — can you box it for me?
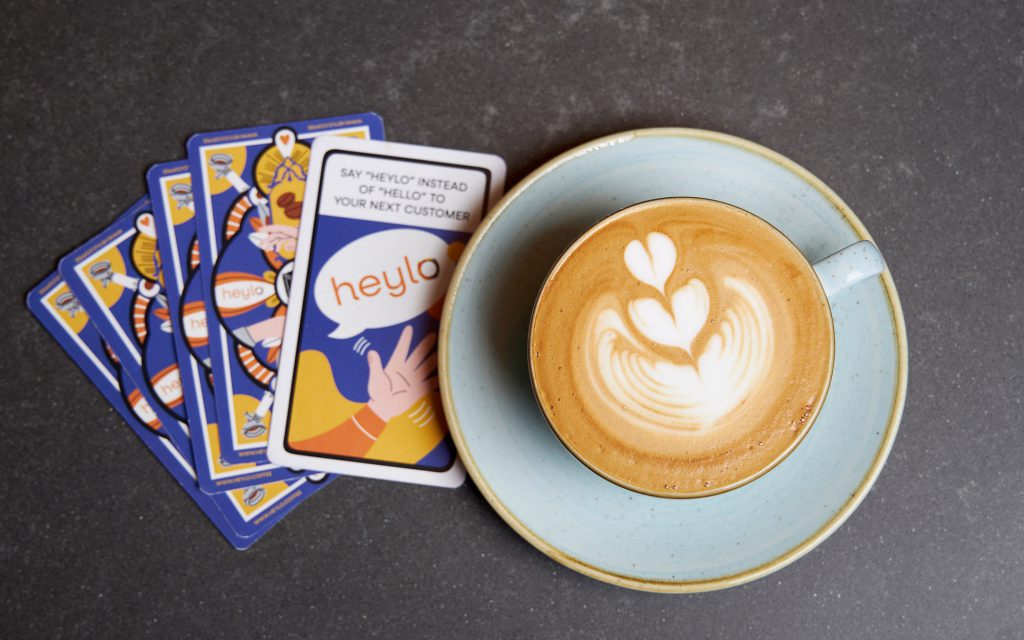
[293,405,385,458]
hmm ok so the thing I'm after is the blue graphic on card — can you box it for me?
[58,197,192,458]
[189,112,384,463]
[148,161,313,493]
[28,273,332,547]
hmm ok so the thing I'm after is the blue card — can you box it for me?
[26,273,331,549]
[268,137,505,486]
[148,161,314,493]
[189,112,385,464]
[58,197,193,459]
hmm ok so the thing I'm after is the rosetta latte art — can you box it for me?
[585,232,774,432]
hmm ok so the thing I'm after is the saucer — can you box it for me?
[438,128,907,592]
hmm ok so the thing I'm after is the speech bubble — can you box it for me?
[313,228,454,339]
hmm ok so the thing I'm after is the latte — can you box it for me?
[529,198,834,497]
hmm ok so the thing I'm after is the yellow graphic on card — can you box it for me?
[162,174,195,226]
[255,139,310,194]
[232,394,271,445]
[251,131,307,259]
[82,247,127,308]
[287,350,362,442]
[130,225,160,283]
[206,423,256,474]
[203,146,249,196]
[366,393,447,464]
[46,284,89,334]
[229,481,291,517]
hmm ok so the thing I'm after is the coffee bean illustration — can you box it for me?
[278,192,302,219]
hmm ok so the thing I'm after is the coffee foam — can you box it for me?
[530,199,834,497]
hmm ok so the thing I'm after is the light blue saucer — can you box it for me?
[439,129,908,592]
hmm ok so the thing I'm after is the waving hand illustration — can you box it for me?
[366,326,439,422]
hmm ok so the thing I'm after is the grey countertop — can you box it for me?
[2,1,1022,637]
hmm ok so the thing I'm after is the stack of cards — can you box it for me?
[28,112,506,549]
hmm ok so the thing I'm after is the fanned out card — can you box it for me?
[58,197,192,459]
[268,137,505,486]
[27,273,331,548]
[189,112,385,464]
[148,161,313,493]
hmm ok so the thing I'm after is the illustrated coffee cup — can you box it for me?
[528,197,884,498]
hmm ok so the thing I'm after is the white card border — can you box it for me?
[267,136,506,487]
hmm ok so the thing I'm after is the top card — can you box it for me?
[267,137,505,486]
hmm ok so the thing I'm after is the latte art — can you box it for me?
[529,199,835,497]
[588,239,774,429]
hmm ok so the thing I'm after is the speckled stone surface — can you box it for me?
[1,1,1021,637]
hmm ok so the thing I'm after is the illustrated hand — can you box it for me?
[252,224,298,254]
[366,326,439,422]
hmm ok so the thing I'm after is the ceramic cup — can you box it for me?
[528,197,886,498]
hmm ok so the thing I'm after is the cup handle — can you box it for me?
[812,240,886,299]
